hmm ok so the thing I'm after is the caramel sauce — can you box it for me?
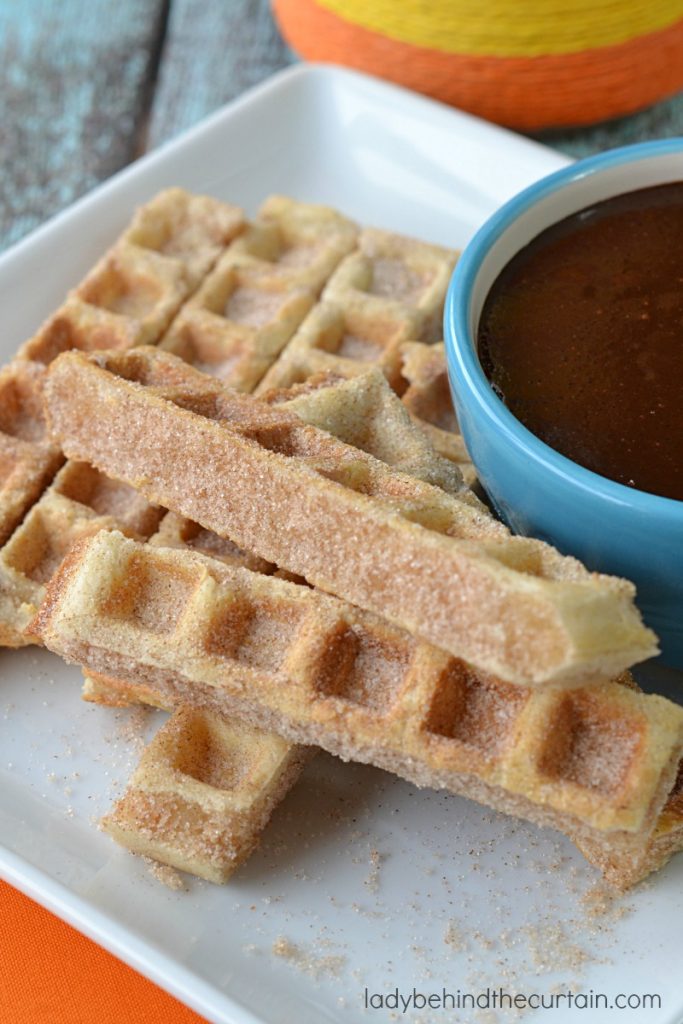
[478,182,683,502]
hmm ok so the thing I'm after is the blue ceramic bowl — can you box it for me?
[445,139,683,668]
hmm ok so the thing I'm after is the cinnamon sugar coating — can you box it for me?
[93,669,683,890]
[84,507,309,883]
[0,358,462,649]
[254,226,468,483]
[256,329,474,486]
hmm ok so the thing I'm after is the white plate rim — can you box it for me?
[6,63,676,1024]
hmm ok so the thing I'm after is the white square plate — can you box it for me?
[1,65,681,1024]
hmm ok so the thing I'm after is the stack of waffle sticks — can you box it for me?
[1,189,680,889]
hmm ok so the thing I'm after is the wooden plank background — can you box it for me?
[1,0,683,252]
[0,0,169,248]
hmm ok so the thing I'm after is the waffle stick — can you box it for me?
[0,459,163,647]
[80,516,683,892]
[261,367,469,498]
[87,509,306,882]
[44,347,657,686]
[322,227,458,342]
[254,299,421,395]
[100,703,312,884]
[575,762,683,889]
[83,664,683,890]
[0,361,63,552]
[158,197,357,391]
[0,188,241,603]
[255,328,474,486]
[251,220,453,388]
[397,342,475,486]
[15,190,244,367]
[86,659,312,887]
[251,219,469,478]
[0,473,226,649]
[159,262,315,393]
[101,499,683,888]
[120,189,246,291]
[219,195,359,295]
[32,530,683,887]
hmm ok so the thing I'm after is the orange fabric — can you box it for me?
[0,880,206,1024]
[272,0,683,128]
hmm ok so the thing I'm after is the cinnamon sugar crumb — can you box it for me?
[114,704,153,755]
[272,936,346,979]
[522,922,594,972]
[581,882,631,921]
[364,848,383,892]
[143,857,186,891]
[444,919,467,953]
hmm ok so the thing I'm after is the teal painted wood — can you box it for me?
[1,0,682,255]
[0,0,167,250]
[146,0,292,149]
